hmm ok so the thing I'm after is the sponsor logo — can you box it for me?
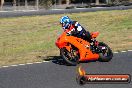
[76,66,131,85]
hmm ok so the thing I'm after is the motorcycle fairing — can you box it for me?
[56,32,99,61]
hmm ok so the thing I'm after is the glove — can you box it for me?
[66,28,75,36]
[66,32,71,36]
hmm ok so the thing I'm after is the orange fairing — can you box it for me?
[55,31,99,61]
[55,32,67,48]
[91,32,99,38]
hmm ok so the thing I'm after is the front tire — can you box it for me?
[60,47,79,66]
[98,42,113,62]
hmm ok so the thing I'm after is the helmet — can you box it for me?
[60,16,72,29]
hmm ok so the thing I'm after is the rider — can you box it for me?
[60,16,92,42]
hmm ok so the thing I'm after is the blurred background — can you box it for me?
[0,0,132,11]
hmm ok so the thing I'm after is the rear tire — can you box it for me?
[60,47,79,66]
[98,42,113,62]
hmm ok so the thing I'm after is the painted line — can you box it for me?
[0,10,38,13]
[34,62,43,64]
[114,52,119,53]
[128,50,132,51]
[113,50,132,53]
[43,61,50,62]
[0,61,50,68]
[121,51,127,53]
[19,64,26,66]
[2,66,9,68]
[33,61,49,63]
[26,63,33,65]
[0,50,131,69]
[11,65,18,67]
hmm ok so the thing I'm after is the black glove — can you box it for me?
[66,32,72,36]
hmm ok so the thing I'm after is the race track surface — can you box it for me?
[0,6,132,18]
[0,51,132,88]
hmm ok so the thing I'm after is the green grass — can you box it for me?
[0,9,132,66]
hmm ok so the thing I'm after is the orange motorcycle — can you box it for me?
[55,31,113,66]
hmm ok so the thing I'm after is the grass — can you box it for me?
[0,9,132,66]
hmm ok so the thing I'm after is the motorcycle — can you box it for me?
[55,30,113,66]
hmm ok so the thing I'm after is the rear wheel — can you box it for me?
[98,42,113,62]
[60,47,79,66]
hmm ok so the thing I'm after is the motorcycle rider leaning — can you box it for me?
[60,16,92,42]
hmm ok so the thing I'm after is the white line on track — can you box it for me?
[121,51,127,52]
[43,61,50,63]
[113,52,119,53]
[0,10,38,13]
[0,61,50,68]
[128,50,132,51]
[0,50,132,69]
[19,64,26,66]
[34,62,43,64]
[2,66,9,68]
[11,65,18,67]
[26,63,33,65]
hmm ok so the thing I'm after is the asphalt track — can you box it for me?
[0,6,132,18]
[0,51,132,88]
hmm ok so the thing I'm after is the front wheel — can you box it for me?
[60,47,79,66]
[98,42,113,62]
